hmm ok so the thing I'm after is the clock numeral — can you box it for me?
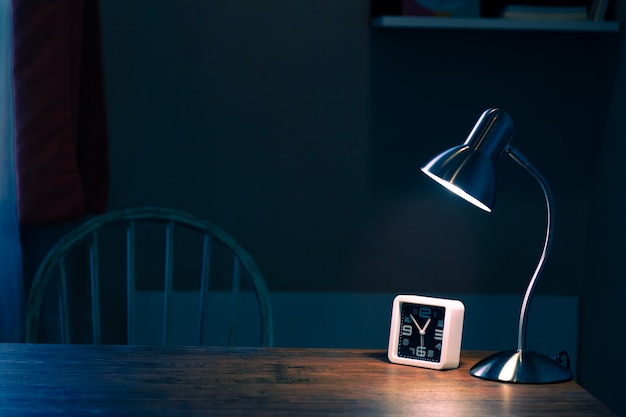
[401,324,412,336]
[419,307,431,319]
[416,346,427,357]
[434,329,444,341]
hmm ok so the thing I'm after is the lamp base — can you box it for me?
[469,350,573,384]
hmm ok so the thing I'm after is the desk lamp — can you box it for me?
[421,108,572,384]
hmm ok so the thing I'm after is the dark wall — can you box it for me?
[98,1,625,415]
[369,28,616,296]
[100,0,372,293]
[99,0,615,295]
[579,5,626,416]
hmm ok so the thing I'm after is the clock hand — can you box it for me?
[410,314,424,333]
[421,318,432,335]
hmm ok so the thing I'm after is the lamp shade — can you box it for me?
[421,108,514,212]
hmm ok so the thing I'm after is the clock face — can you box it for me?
[396,302,446,363]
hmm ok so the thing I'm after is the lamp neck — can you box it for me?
[506,146,555,352]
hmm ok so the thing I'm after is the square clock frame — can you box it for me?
[388,294,465,370]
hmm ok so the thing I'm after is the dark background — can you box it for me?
[88,1,626,415]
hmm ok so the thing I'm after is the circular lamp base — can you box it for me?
[469,350,573,384]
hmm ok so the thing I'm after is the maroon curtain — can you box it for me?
[11,0,109,226]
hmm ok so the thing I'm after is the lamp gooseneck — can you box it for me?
[506,146,554,353]
[468,145,571,383]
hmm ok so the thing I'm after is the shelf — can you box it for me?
[372,16,621,33]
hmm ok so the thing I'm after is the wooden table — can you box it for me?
[0,344,616,416]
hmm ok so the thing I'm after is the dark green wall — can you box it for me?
[580,5,626,415]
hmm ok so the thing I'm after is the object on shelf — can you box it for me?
[589,0,610,21]
[401,0,480,17]
[501,4,588,21]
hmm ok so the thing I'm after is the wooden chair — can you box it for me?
[25,207,273,347]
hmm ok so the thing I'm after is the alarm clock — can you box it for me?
[387,294,465,370]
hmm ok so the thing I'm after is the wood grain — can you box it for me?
[0,344,616,416]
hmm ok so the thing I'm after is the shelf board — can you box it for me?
[372,16,621,33]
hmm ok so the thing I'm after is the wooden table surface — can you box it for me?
[0,344,616,416]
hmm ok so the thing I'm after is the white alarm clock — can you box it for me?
[388,294,465,370]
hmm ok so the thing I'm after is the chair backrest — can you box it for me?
[25,207,273,347]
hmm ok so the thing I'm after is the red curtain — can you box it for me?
[11,0,109,226]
